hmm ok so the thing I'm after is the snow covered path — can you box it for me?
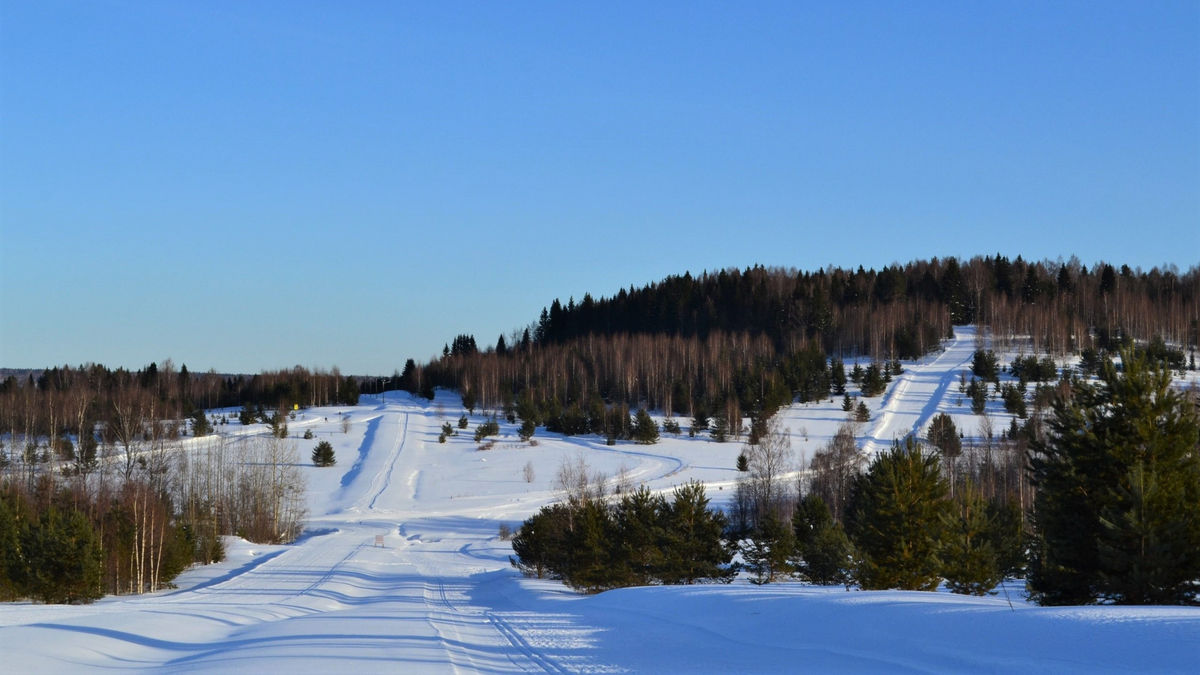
[859,325,978,455]
[3,362,1199,673]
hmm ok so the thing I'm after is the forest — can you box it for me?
[411,256,1196,433]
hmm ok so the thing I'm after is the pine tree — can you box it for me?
[511,503,572,580]
[792,494,854,586]
[564,498,617,592]
[518,418,536,441]
[846,438,950,591]
[1029,349,1200,605]
[658,481,735,584]
[710,414,729,442]
[941,482,1004,595]
[612,487,668,586]
[742,513,795,584]
[18,507,102,603]
[632,409,659,444]
[311,440,336,467]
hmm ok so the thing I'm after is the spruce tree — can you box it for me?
[1029,349,1200,605]
[854,401,870,423]
[860,364,884,396]
[830,358,847,395]
[846,438,950,591]
[518,418,536,441]
[190,408,212,437]
[926,413,961,458]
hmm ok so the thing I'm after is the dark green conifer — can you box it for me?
[632,409,659,444]
[846,438,950,591]
[942,482,1004,595]
[1029,349,1200,605]
[792,494,854,586]
[742,513,795,584]
[311,440,336,467]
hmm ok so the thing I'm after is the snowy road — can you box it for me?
[859,326,978,455]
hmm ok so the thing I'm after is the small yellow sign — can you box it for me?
[293,403,299,411]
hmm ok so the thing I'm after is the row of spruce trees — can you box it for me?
[511,482,735,591]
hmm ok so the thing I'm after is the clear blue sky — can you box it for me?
[2,1,1197,375]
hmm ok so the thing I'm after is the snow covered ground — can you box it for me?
[2,328,1197,672]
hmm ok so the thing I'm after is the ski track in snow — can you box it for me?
[860,326,977,455]
[3,327,1199,673]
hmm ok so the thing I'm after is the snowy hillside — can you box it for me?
[2,328,1197,672]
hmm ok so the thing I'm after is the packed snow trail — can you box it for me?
[859,325,978,455]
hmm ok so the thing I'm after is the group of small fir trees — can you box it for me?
[737,437,1023,594]
[510,481,735,592]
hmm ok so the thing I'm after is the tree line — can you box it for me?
[1,361,360,458]
[406,257,1195,442]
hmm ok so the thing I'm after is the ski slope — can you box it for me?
[2,330,1198,673]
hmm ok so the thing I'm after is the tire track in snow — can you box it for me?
[428,561,565,673]
[486,611,569,674]
[860,327,977,456]
[367,413,409,511]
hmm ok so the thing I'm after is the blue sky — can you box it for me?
[2,1,1197,375]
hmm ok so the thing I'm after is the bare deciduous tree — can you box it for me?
[739,416,794,527]
[808,422,865,522]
